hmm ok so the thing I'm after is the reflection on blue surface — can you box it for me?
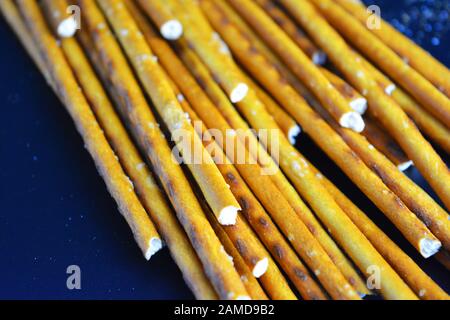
[0,0,448,299]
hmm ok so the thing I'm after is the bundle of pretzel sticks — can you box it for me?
[2,0,449,300]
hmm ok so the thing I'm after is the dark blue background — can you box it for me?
[0,1,448,299]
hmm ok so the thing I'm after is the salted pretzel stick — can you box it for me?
[79,0,249,300]
[306,163,447,300]
[151,53,327,299]
[179,48,369,298]
[245,75,301,145]
[253,0,326,65]
[204,211,268,300]
[392,88,450,154]
[37,0,220,299]
[98,0,241,226]
[139,0,247,104]
[172,12,368,298]
[335,0,450,98]
[362,116,413,171]
[309,0,450,126]
[208,214,295,300]
[356,51,396,95]
[284,0,450,210]
[319,67,411,169]
[237,0,363,116]
[138,14,355,299]
[320,68,367,114]
[133,0,182,40]
[171,86,313,300]
[39,0,77,38]
[203,0,441,266]
[15,0,163,260]
[227,0,365,133]
[311,99,449,252]
[356,53,450,153]
[197,0,419,299]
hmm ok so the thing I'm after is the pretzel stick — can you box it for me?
[178,45,371,297]
[98,0,241,227]
[204,210,269,300]
[15,0,164,261]
[309,0,450,127]
[39,0,78,38]
[79,0,249,300]
[152,55,327,301]
[35,0,221,299]
[253,0,326,65]
[318,67,412,169]
[239,0,364,116]
[203,0,441,274]
[225,1,364,133]
[168,3,368,298]
[163,80,308,300]
[283,0,450,211]
[362,116,413,171]
[311,99,449,252]
[244,75,301,145]
[132,0,182,40]
[335,0,450,98]
[392,88,450,154]
[136,12,356,299]
[306,163,447,300]
[198,0,422,300]
[356,51,397,95]
[320,68,367,114]
[356,53,450,153]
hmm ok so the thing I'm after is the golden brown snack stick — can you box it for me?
[194,0,420,299]
[166,79,312,299]
[356,49,397,95]
[40,0,78,38]
[206,0,441,257]
[253,0,326,65]
[79,0,249,300]
[284,0,450,211]
[204,211,269,300]
[309,0,450,126]
[97,0,241,226]
[306,163,447,300]
[311,100,449,252]
[335,0,450,98]
[178,43,369,297]
[243,74,301,145]
[392,88,450,154]
[201,2,436,297]
[356,53,450,153]
[226,0,365,133]
[362,116,413,171]
[209,214,295,300]
[134,0,182,40]
[318,67,412,169]
[138,13,352,299]
[168,2,368,293]
[166,73,326,299]
[38,0,219,299]
[180,49,371,298]
[15,0,163,260]
[320,68,367,114]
